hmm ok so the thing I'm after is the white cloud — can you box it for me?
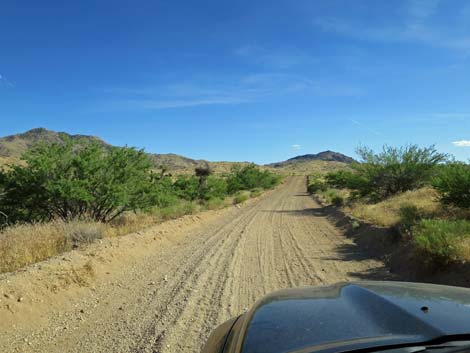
[452,140,470,147]
[100,73,364,111]
[292,144,302,150]
[0,74,13,87]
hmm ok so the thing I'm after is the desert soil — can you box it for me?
[0,176,391,353]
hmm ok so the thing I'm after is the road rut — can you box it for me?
[0,176,390,353]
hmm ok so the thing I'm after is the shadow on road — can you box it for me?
[306,198,470,287]
[261,204,400,282]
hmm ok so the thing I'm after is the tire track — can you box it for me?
[1,176,391,353]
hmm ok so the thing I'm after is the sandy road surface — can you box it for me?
[0,176,390,353]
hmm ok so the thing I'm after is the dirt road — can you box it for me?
[0,176,390,353]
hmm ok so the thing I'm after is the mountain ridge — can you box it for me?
[0,128,207,172]
[268,150,355,168]
[0,128,354,173]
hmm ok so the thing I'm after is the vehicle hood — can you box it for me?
[231,282,470,353]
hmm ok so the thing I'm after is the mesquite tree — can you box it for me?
[0,140,163,223]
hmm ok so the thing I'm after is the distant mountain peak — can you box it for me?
[269,150,355,167]
[0,128,210,172]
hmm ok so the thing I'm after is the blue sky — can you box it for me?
[1,0,470,163]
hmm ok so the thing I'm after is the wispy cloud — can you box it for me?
[292,144,302,150]
[408,0,440,20]
[432,113,470,120]
[100,73,364,111]
[109,97,247,110]
[313,0,470,51]
[453,140,470,147]
[0,74,14,87]
[348,118,381,136]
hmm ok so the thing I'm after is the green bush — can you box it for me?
[0,140,167,223]
[398,204,422,230]
[347,144,447,200]
[174,175,200,201]
[250,188,263,198]
[351,220,361,230]
[156,201,198,220]
[331,195,344,207]
[413,219,470,266]
[201,176,227,201]
[307,178,327,193]
[227,165,280,194]
[433,162,470,209]
[233,192,249,204]
[203,197,225,210]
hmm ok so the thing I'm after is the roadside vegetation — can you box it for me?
[0,140,281,273]
[307,144,470,269]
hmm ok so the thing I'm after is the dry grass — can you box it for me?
[0,221,71,273]
[0,206,196,274]
[275,160,349,176]
[317,188,350,205]
[345,187,441,227]
[0,190,266,274]
[457,237,470,262]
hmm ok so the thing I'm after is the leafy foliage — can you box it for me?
[307,178,327,193]
[413,219,470,267]
[233,191,249,204]
[398,204,422,231]
[227,164,280,194]
[202,176,228,200]
[174,175,200,201]
[325,169,368,192]
[329,145,447,200]
[0,140,173,222]
[433,162,470,209]
[0,142,281,224]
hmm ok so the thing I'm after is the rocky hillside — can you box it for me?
[269,150,355,168]
[0,128,206,172]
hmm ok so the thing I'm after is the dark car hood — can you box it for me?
[228,282,470,353]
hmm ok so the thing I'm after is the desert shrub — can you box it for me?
[227,165,280,194]
[174,175,228,201]
[349,144,447,200]
[204,197,225,210]
[0,140,166,223]
[325,170,355,189]
[433,162,470,209]
[331,195,344,207]
[250,188,263,198]
[201,176,228,201]
[346,187,441,227]
[351,220,361,230]
[320,188,344,206]
[233,192,249,204]
[398,204,422,230]
[325,170,370,197]
[413,219,470,266]
[150,175,180,208]
[63,221,105,248]
[156,201,198,220]
[174,175,200,201]
[307,178,327,193]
